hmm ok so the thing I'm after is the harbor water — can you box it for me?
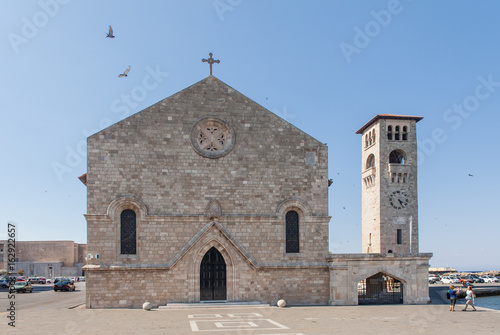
[463,295,500,311]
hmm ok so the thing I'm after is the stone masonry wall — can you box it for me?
[16,241,75,267]
[87,76,328,218]
[86,221,330,308]
[328,253,432,305]
[86,266,330,309]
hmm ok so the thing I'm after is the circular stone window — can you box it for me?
[190,117,235,158]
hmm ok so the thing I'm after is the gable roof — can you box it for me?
[88,75,325,146]
[355,114,423,134]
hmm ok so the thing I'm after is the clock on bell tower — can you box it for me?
[356,114,423,254]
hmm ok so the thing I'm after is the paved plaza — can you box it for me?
[2,302,499,334]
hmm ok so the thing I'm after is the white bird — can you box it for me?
[118,66,130,78]
[106,25,115,38]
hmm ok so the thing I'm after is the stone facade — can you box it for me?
[83,76,431,308]
[84,76,331,308]
[328,253,432,305]
[0,240,86,278]
[356,115,422,254]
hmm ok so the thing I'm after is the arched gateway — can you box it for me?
[200,247,227,301]
[358,272,403,305]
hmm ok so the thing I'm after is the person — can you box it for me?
[463,285,476,311]
[448,285,459,311]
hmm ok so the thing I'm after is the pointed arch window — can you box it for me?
[286,210,299,253]
[120,209,136,254]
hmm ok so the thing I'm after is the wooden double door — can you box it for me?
[200,247,226,301]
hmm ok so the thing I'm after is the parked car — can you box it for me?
[479,276,494,283]
[29,277,47,284]
[0,278,10,288]
[470,275,484,283]
[483,276,500,283]
[78,277,85,282]
[54,280,75,292]
[13,281,33,293]
[428,275,439,284]
[441,276,460,284]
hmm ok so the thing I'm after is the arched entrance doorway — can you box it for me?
[200,247,227,301]
[357,272,403,305]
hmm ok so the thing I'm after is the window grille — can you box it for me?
[121,209,136,254]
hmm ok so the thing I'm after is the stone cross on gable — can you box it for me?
[202,52,220,76]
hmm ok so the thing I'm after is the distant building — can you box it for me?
[0,240,86,278]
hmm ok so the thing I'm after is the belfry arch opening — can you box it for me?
[357,272,403,305]
[389,150,405,164]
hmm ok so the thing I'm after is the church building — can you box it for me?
[82,56,431,308]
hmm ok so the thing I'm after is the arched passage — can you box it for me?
[357,272,403,305]
[200,247,227,301]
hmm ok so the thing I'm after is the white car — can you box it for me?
[482,276,499,283]
[441,276,460,284]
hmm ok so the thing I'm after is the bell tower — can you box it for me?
[356,114,423,254]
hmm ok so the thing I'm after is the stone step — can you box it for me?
[158,301,271,309]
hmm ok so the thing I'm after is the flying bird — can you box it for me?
[118,66,130,78]
[468,174,474,177]
[106,25,115,38]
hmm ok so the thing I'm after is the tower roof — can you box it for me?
[355,114,423,134]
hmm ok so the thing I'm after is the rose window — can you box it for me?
[190,117,235,158]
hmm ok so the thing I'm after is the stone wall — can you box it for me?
[328,253,432,305]
[86,76,329,219]
[86,266,330,309]
[86,213,330,267]
[15,241,75,267]
[85,220,330,308]
[0,240,87,276]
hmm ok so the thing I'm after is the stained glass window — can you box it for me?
[286,210,299,253]
[121,209,136,254]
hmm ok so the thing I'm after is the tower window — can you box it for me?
[286,210,299,253]
[402,126,408,141]
[397,229,402,245]
[387,126,393,140]
[365,135,369,148]
[389,150,405,164]
[395,126,400,140]
[366,154,375,169]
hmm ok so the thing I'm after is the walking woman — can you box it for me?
[463,285,476,311]
[448,285,459,311]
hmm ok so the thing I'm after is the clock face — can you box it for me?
[389,190,409,210]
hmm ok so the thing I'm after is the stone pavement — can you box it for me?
[2,301,500,335]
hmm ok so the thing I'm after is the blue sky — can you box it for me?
[1,0,498,271]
